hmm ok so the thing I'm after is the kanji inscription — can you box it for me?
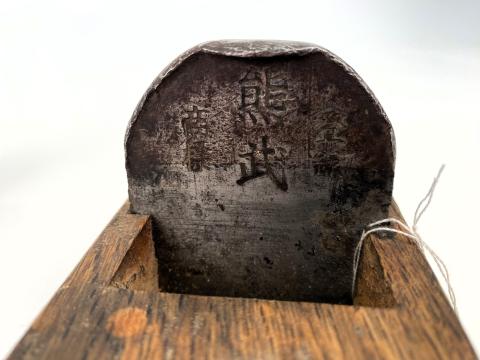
[181,105,208,171]
[237,136,288,191]
[236,68,297,130]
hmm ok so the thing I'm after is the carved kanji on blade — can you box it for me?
[181,105,208,171]
[239,69,265,126]
[237,68,296,129]
[237,136,288,191]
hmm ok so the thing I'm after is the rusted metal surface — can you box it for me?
[125,40,395,304]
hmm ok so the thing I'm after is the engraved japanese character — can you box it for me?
[265,68,289,119]
[182,105,208,171]
[237,136,288,191]
[239,69,267,126]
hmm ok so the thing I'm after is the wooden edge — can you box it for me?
[61,202,150,289]
[8,199,477,359]
[110,219,159,291]
[57,199,458,311]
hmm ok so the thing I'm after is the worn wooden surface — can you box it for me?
[9,201,476,359]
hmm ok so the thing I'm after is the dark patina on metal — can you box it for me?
[125,40,395,304]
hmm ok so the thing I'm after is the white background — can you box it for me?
[1,0,479,356]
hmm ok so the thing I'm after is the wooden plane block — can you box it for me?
[8,201,476,359]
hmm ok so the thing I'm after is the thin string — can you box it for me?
[352,165,457,313]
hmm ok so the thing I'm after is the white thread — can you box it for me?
[352,165,457,313]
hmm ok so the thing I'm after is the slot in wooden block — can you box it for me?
[9,201,475,359]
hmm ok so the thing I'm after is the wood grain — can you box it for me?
[8,201,476,359]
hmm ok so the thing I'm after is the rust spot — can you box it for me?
[106,307,148,338]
